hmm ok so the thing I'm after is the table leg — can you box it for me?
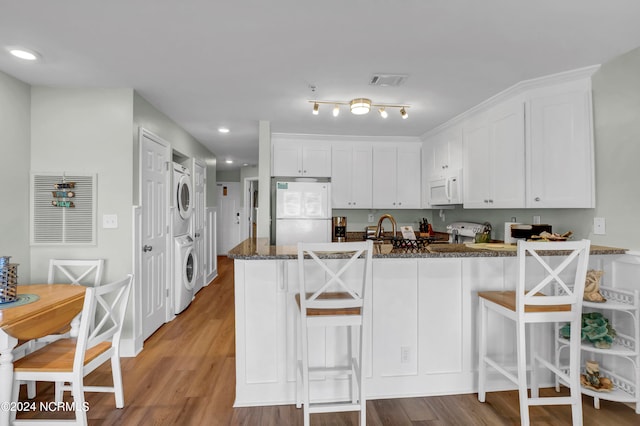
[0,331,18,426]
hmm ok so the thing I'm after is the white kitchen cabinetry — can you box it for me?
[372,259,419,377]
[234,260,289,405]
[418,258,463,374]
[527,80,595,208]
[556,285,640,413]
[463,98,526,209]
[272,139,331,177]
[372,143,421,209]
[331,142,372,208]
[423,126,463,179]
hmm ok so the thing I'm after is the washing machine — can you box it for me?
[173,162,193,236]
[174,234,197,314]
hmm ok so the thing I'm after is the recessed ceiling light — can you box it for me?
[218,127,230,133]
[225,159,233,164]
[8,48,40,61]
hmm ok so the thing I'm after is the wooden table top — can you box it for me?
[0,284,86,340]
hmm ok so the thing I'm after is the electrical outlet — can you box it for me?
[593,217,606,235]
[400,346,410,363]
[533,215,541,225]
[368,213,374,223]
[103,214,118,229]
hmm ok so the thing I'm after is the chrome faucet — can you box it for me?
[375,214,397,240]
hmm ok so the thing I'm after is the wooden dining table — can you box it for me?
[0,284,85,425]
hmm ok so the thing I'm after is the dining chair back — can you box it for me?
[477,239,591,426]
[48,259,105,287]
[11,274,133,426]
[295,240,373,426]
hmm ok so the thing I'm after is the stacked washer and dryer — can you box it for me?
[172,162,198,314]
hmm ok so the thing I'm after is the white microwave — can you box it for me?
[427,170,462,206]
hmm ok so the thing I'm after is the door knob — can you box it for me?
[143,245,153,252]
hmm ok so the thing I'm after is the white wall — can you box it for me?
[0,71,31,283]
[30,88,134,284]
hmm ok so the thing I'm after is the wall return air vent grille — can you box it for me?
[31,173,96,245]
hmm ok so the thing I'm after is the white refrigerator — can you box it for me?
[275,181,331,245]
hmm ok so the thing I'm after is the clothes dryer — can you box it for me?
[173,162,193,236]
[174,234,197,314]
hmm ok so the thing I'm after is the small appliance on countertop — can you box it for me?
[446,221,487,243]
[509,224,552,241]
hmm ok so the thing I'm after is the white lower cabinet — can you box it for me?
[234,260,289,406]
[233,253,629,406]
[418,258,463,374]
[372,259,419,377]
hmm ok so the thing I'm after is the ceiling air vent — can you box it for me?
[369,74,408,87]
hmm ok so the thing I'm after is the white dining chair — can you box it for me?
[477,239,590,426]
[48,259,104,287]
[14,259,105,398]
[295,240,373,426]
[11,274,133,426]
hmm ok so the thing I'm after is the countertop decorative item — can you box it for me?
[561,312,617,349]
[0,256,18,303]
[584,269,606,302]
[581,360,613,392]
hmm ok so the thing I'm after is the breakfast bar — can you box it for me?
[228,238,628,407]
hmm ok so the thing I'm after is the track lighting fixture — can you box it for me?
[309,98,409,119]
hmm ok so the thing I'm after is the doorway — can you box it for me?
[243,177,259,240]
[217,182,242,254]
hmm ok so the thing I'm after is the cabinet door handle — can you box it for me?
[535,197,541,202]
[143,245,153,252]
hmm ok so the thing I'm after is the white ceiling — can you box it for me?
[2,1,640,171]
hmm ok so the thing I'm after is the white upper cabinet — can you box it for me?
[372,143,421,209]
[331,142,372,209]
[424,126,463,179]
[463,98,526,209]
[526,79,595,208]
[272,139,331,177]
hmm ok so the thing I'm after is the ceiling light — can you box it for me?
[308,99,409,120]
[218,127,230,133]
[350,98,371,115]
[225,159,233,164]
[8,48,40,61]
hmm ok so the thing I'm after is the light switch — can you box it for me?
[593,217,606,235]
[103,214,118,229]
[368,214,374,223]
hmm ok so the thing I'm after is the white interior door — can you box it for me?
[192,159,206,292]
[217,182,242,254]
[243,178,259,240]
[139,129,170,341]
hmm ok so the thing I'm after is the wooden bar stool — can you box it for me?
[477,239,590,426]
[295,240,373,426]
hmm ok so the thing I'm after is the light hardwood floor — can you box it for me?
[17,256,639,425]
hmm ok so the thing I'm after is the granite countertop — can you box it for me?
[227,238,627,260]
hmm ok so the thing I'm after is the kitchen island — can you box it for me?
[228,238,629,407]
